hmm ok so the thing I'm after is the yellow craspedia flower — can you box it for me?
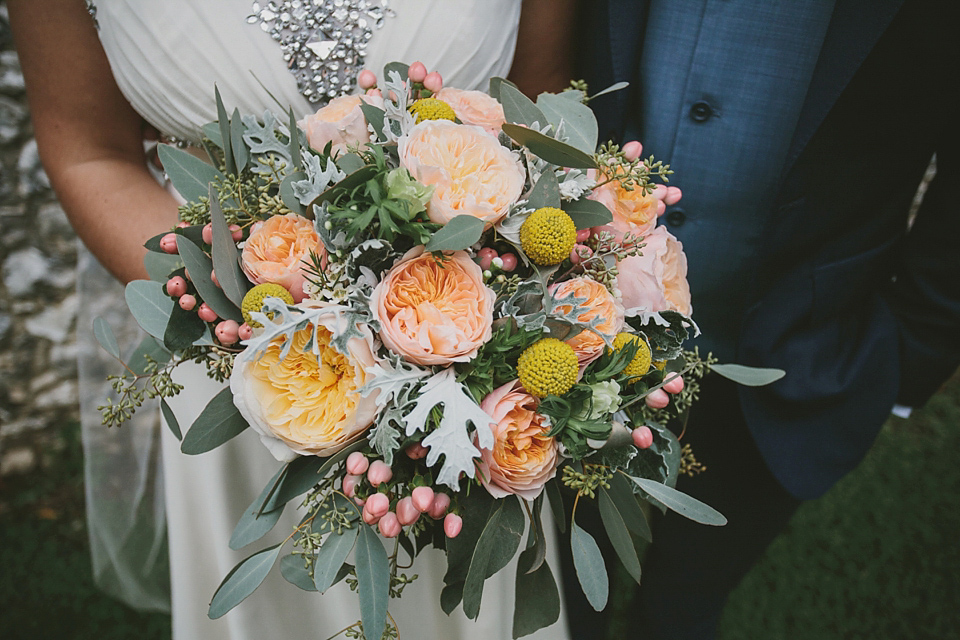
[408,98,457,124]
[517,338,578,398]
[611,332,652,378]
[519,207,578,266]
[241,283,295,327]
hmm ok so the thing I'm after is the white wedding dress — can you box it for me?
[81,1,570,639]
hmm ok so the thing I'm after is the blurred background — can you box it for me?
[1,4,958,639]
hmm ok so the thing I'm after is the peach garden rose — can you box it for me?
[589,167,666,242]
[434,87,506,134]
[477,381,560,500]
[371,247,494,366]
[240,212,324,303]
[552,276,625,365]
[617,225,693,316]
[230,303,380,461]
[299,93,384,157]
[398,120,525,226]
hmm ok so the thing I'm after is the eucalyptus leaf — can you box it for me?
[599,488,643,584]
[355,525,390,640]
[231,464,286,549]
[127,335,170,376]
[462,496,525,620]
[443,490,495,589]
[359,103,386,141]
[630,477,727,526]
[93,317,120,360]
[536,93,599,154]
[180,387,249,455]
[546,479,566,534]
[288,108,302,170]
[424,215,486,252]
[264,440,365,511]
[279,171,307,216]
[209,187,249,307]
[202,122,223,148]
[280,554,316,591]
[144,225,203,253]
[144,252,182,282]
[215,86,235,175]
[383,61,409,83]
[314,527,359,593]
[499,82,547,127]
[488,76,518,101]
[527,170,561,210]
[590,81,630,101]
[124,280,173,342]
[230,107,248,173]
[607,473,651,542]
[157,145,225,204]
[570,522,608,611]
[513,551,561,638]
[501,124,597,169]
[562,196,613,229]
[208,543,282,619]
[163,303,206,351]
[175,236,243,322]
[159,398,182,441]
[518,495,547,575]
[310,166,378,209]
[710,363,786,387]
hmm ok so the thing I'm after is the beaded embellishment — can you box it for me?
[85,0,100,30]
[248,0,395,104]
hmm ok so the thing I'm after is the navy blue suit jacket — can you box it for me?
[584,0,960,499]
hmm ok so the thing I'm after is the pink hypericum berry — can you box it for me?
[178,294,197,311]
[215,320,240,345]
[499,253,518,272]
[357,69,377,90]
[662,374,685,395]
[367,460,393,487]
[362,507,380,525]
[405,442,428,460]
[201,223,214,245]
[428,493,451,520]
[197,303,218,323]
[623,140,643,162]
[444,513,463,538]
[160,233,179,254]
[346,452,370,476]
[407,61,428,84]
[166,276,187,297]
[423,71,443,93]
[365,492,390,519]
[396,497,420,526]
[366,88,383,99]
[411,486,435,513]
[229,224,243,242]
[645,388,670,409]
[238,323,254,341]
[342,474,361,498]
[378,512,402,538]
[632,426,654,449]
[576,228,592,243]
[210,269,221,288]
[477,247,498,270]
[176,221,189,229]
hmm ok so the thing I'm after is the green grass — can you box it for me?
[1,377,958,639]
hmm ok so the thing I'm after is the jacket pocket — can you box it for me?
[812,238,898,319]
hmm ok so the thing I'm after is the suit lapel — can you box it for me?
[783,0,904,172]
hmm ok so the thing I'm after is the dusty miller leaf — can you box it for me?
[292,153,346,205]
[242,112,294,174]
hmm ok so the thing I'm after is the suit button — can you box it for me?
[666,209,686,226]
[690,101,714,122]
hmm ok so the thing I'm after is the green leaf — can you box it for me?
[157,144,224,204]
[499,82,547,127]
[310,166,378,209]
[518,495,547,575]
[359,102,386,141]
[562,197,613,229]
[230,465,286,550]
[264,440,365,511]
[599,488,642,584]
[127,335,170,376]
[175,235,243,322]
[215,86,235,175]
[355,525,390,640]
[440,582,465,616]
[280,554,316,591]
[513,550,561,638]
[383,61,410,82]
[710,363,786,387]
[462,496,525,620]
[424,215,486,252]
[527,170,561,210]
[570,521,608,611]
[501,123,597,169]
[230,107,248,173]
[590,81,630,101]
[443,490,495,592]
[159,398,182,441]
[202,122,223,148]
[209,186,250,308]
[124,280,173,342]
[93,317,120,360]
[488,77,518,102]
[163,303,206,351]
[630,477,727,525]
[288,107,302,171]
[279,171,307,216]
[208,543,282,619]
[144,225,204,253]
[607,473,651,542]
[536,93,599,154]
[180,387,249,455]
[314,527,359,593]
[144,252,182,282]
[546,479,566,534]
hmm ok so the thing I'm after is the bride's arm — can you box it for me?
[8,0,179,283]
[509,0,578,97]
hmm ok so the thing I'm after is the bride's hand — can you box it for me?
[8,0,179,283]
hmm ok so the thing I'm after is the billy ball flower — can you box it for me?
[517,338,578,398]
[241,283,295,327]
[520,207,578,266]
[408,98,457,123]
[612,332,653,378]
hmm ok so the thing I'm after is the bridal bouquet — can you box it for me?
[97,61,782,639]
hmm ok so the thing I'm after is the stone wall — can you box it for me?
[0,3,80,476]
